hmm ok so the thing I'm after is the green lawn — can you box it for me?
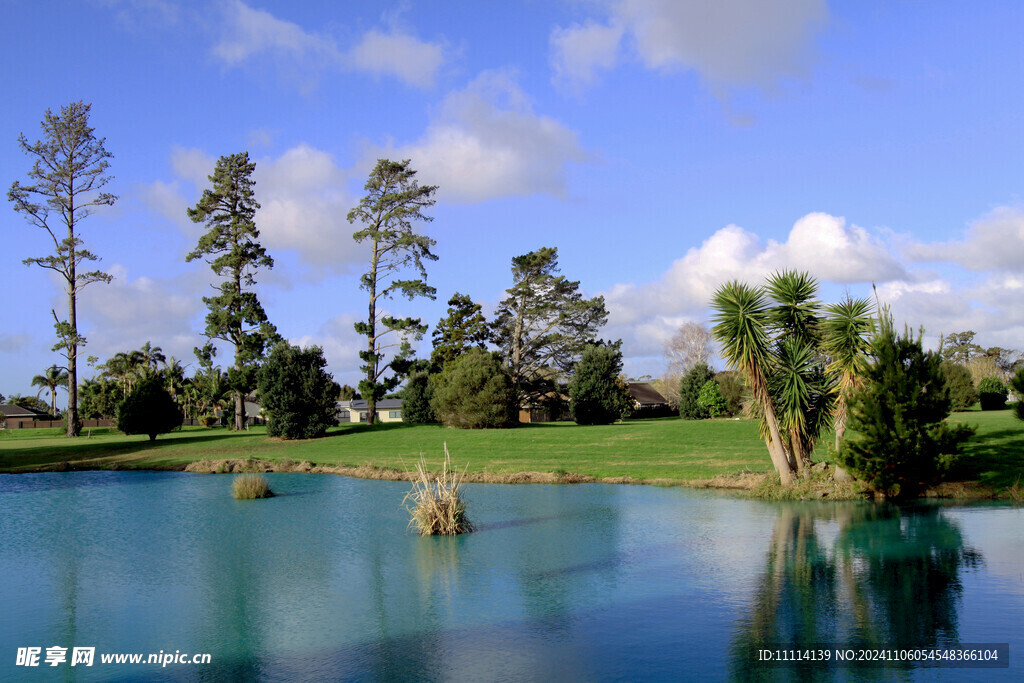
[1,410,1021,493]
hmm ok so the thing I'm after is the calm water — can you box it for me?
[0,472,1021,681]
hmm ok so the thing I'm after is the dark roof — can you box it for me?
[0,404,49,418]
[627,383,669,406]
[342,399,404,410]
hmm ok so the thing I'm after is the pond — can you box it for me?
[0,471,1021,681]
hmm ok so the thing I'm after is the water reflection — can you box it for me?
[730,503,983,679]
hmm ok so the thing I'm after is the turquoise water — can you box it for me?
[0,471,1021,681]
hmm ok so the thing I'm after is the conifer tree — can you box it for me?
[9,101,116,436]
[492,247,607,401]
[186,152,279,431]
[349,159,438,426]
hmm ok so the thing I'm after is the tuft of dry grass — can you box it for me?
[232,473,274,499]
[403,443,473,536]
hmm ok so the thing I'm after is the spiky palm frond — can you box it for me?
[766,270,822,345]
[822,296,875,391]
[711,281,772,379]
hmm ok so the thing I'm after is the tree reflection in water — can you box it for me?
[730,502,982,680]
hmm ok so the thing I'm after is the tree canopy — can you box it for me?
[568,343,631,425]
[431,292,491,372]
[257,343,339,439]
[492,247,607,401]
[349,158,438,426]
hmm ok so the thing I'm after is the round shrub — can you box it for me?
[117,377,183,441]
[430,349,517,428]
[697,380,728,417]
[568,343,631,425]
[402,368,436,424]
[940,362,978,411]
[257,342,339,439]
[679,362,715,419]
[977,376,1008,411]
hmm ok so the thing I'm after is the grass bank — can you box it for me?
[0,410,1020,499]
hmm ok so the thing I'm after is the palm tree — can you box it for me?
[765,271,831,472]
[31,365,69,416]
[138,341,166,371]
[822,296,875,449]
[162,356,187,402]
[101,352,133,398]
[712,281,796,485]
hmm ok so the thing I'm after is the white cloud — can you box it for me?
[253,144,365,274]
[907,206,1024,272]
[602,212,906,373]
[211,1,444,89]
[349,29,445,88]
[212,0,339,67]
[387,71,589,202]
[291,313,367,387]
[552,0,827,90]
[78,265,205,363]
[551,20,623,89]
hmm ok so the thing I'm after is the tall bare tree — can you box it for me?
[8,101,116,436]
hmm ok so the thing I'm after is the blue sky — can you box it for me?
[3,0,1023,402]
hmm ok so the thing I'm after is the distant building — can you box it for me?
[337,399,404,423]
[626,383,676,418]
[0,404,50,429]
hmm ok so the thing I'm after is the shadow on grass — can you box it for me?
[954,427,1024,489]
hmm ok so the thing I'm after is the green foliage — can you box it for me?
[8,394,51,414]
[977,376,1008,411]
[492,247,608,399]
[697,380,728,418]
[349,159,438,425]
[401,366,436,424]
[257,343,339,439]
[941,362,978,411]
[839,316,974,499]
[186,152,279,430]
[117,377,182,441]
[568,343,631,425]
[338,384,360,401]
[431,292,491,372]
[679,362,715,419]
[430,349,517,428]
[79,377,120,419]
[9,101,116,437]
[940,331,983,365]
[715,371,746,417]
[1011,367,1024,421]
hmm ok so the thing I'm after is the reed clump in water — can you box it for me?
[232,473,274,499]
[404,443,473,535]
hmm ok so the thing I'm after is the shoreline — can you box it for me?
[2,457,1015,502]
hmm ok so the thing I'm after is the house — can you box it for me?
[626,383,676,418]
[0,404,50,429]
[337,399,404,423]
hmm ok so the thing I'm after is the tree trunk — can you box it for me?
[365,241,379,426]
[67,257,81,438]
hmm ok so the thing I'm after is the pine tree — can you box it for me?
[492,247,607,401]
[9,102,116,436]
[840,314,974,499]
[431,292,491,372]
[568,343,631,425]
[349,159,438,426]
[186,152,279,430]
